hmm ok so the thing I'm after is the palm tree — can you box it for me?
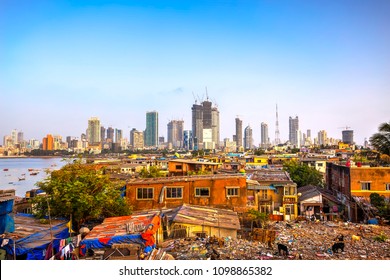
[370,122,390,156]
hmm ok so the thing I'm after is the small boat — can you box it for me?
[3,168,9,171]
[19,175,26,181]
[28,168,34,171]
[30,172,39,176]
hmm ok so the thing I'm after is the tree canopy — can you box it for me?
[32,160,132,230]
[283,160,324,188]
[370,121,390,156]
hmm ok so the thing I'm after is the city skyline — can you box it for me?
[1,0,389,146]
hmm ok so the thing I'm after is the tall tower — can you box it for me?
[289,116,299,146]
[87,117,101,145]
[244,125,253,150]
[191,94,219,150]
[275,104,280,145]
[167,120,184,148]
[106,127,114,142]
[261,122,269,148]
[342,130,354,144]
[145,111,158,147]
[235,117,243,150]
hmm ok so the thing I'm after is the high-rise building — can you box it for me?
[167,120,184,148]
[191,98,219,150]
[244,125,253,150]
[101,126,106,143]
[275,104,281,145]
[115,128,123,143]
[17,132,24,144]
[130,128,144,149]
[145,111,158,147]
[87,117,101,145]
[318,130,328,146]
[342,130,354,144]
[235,117,243,150]
[289,116,299,146]
[212,107,220,148]
[261,122,269,148]
[106,127,114,142]
[42,134,54,150]
[11,129,18,145]
[183,130,193,150]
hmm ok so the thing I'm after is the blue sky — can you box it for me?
[1,0,389,146]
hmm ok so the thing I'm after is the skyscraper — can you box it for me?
[261,122,269,148]
[106,127,114,143]
[244,125,253,150]
[318,130,328,146]
[342,130,354,144]
[289,116,299,146]
[235,117,243,150]
[183,130,193,150]
[100,126,106,143]
[115,128,123,143]
[130,128,144,149]
[191,98,219,150]
[42,134,54,150]
[167,120,184,148]
[145,111,158,147]
[275,104,281,145]
[87,117,101,145]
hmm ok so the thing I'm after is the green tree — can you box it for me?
[32,161,132,231]
[370,122,390,156]
[283,160,324,188]
[370,193,390,220]
[247,209,270,228]
[139,165,164,178]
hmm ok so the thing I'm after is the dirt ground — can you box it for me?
[161,221,390,260]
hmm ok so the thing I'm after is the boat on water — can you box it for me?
[30,172,39,176]
[19,175,26,181]
[3,168,9,171]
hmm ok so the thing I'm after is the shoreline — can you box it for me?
[0,156,66,159]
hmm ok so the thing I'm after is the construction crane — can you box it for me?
[192,92,198,104]
[338,126,351,130]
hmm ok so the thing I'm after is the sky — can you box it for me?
[1,0,389,146]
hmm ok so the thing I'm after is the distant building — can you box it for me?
[260,122,269,148]
[244,125,253,150]
[106,127,114,143]
[115,128,122,144]
[130,129,144,150]
[289,116,299,147]
[100,126,106,143]
[183,130,193,150]
[145,111,159,148]
[342,130,354,144]
[235,118,243,150]
[318,130,328,146]
[87,117,101,146]
[42,134,54,150]
[191,98,219,150]
[167,120,184,148]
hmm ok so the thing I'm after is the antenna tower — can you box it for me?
[275,104,281,145]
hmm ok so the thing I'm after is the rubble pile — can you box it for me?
[159,221,390,260]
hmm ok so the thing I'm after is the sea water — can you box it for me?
[0,157,68,197]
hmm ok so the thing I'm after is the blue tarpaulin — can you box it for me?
[0,213,70,260]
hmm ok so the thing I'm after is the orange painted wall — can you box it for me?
[126,176,247,211]
[350,167,390,199]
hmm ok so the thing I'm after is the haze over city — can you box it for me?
[1,0,389,146]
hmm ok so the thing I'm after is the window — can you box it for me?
[260,189,268,199]
[175,165,182,170]
[361,182,371,191]
[195,187,210,197]
[386,183,390,191]
[226,187,239,197]
[166,187,183,199]
[317,163,323,167]
[137,188,154,200]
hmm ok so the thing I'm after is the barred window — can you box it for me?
[361,182,371,191]
[137,188,154,200]
[226,187,239,197]
[166,187,183,199]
